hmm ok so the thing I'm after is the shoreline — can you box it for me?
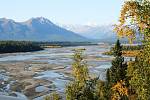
[0,45,112,99]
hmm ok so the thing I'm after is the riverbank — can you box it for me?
[0,45,112,99]
[0,61,68,99]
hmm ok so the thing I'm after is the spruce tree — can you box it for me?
[104,40,128,99]
[108,39,127,85]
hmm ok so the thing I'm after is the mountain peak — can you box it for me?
[0,17,87,42]
[0,18,15,23]
[26,17,54,26]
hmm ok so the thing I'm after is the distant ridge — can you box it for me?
[62,24,133,43]
[0,17,88,42]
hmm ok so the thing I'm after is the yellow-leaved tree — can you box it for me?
[114,0,150,99]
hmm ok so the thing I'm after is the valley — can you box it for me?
[0,45,114,100]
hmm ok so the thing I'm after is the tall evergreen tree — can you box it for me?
[108,39,128,85]
[104,40,128,100]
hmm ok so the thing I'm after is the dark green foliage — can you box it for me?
[38,41,96,47]
[104,40,128,99]
[113,39,122,57]
[106,69,111,84]
[0,41,43,53]
[110,59,127,84]
[108,40,128,85]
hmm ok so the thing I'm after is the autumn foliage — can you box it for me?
[45,0,150,100]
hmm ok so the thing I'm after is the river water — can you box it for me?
[0,45,113,100]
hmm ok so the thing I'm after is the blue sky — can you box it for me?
[0,0,124,25]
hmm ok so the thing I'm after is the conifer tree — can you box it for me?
[104,40,128,100]
[108,40,127,85]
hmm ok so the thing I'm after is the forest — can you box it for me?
[0,41,43,53]
[38,42,97,48]
[45,0,150,100]
[0,41,96,53]
[103,45,143,57]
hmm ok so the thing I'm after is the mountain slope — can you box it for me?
[63,24,128,43]
[0,17,87,42]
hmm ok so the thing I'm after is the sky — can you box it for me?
[0,0,124,25]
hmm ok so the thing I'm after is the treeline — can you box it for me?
[0,41,43,53]
[122,45,143,51]
[103,45,142,56]
[0,41,96,53]
[113,45,143,51]
[38,41,97,47]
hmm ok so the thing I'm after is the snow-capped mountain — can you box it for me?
[62,24,144,43]
[61,24,121,42]
[0,17,88,42]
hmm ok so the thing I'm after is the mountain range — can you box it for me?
[0,17,87,42]
[0,17,130,43]
[62,24,127,43]
[64,24,143,43]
